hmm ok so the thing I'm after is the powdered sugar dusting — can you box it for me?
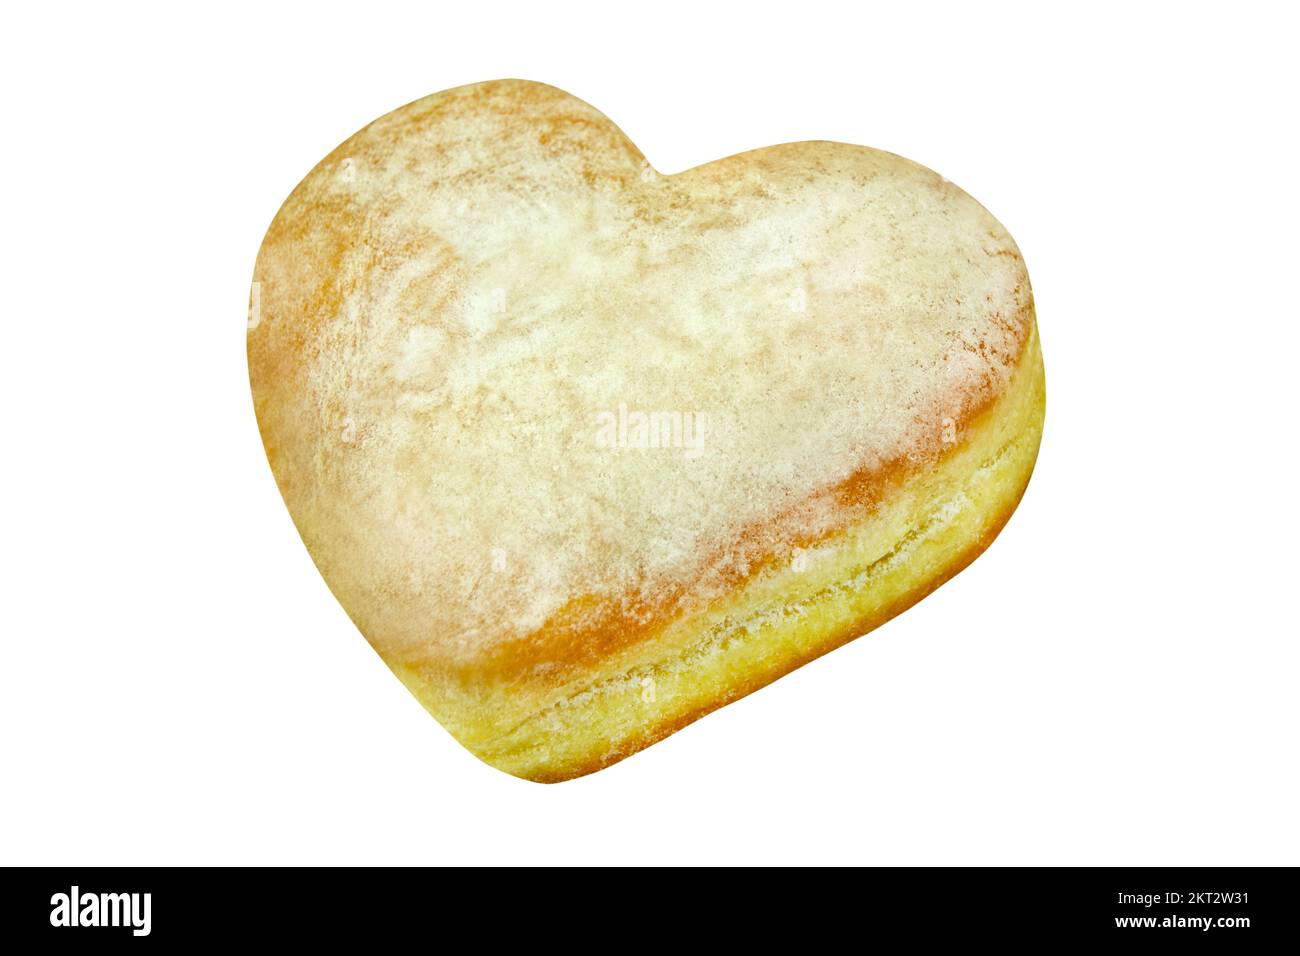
[249,80,1032,671]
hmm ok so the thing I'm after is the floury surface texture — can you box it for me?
[248,79,1045,781]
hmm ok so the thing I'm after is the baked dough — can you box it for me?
[248,79,1045,782]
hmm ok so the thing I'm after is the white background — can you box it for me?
[2,2,1296,866]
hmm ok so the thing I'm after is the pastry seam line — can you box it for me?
[481,431,1024,750]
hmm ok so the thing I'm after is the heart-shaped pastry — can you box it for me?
[248,79,1045,782]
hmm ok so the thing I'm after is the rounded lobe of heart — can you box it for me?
[248,79,1035,700]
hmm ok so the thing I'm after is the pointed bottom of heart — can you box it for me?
[389,328,1045,783]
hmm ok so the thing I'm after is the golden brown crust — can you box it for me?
[249,79,1043,781]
